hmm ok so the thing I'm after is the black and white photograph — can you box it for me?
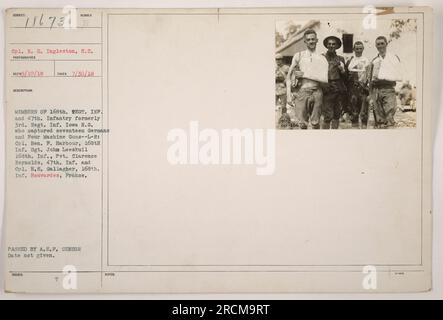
[275,18,417,129]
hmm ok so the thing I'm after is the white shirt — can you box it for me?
[372,52,403,82]
[347,55,369,82]
[291,49,329,87]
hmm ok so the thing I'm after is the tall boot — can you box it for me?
[331,119,340,129]
[361,120,368,129]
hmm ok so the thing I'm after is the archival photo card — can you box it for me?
[3,6,433,293]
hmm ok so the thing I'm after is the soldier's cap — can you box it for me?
[275,53,283,60]
[323,36,342,49]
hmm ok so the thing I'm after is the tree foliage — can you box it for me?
[389,19,417,42]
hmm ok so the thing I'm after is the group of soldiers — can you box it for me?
[275,29,403,129]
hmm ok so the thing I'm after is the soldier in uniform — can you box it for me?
[346,41,370,128]
[322,35,348,129]
[285,29,328,129]
[275,53,293,128]
[368,36,402,128]
[275,53,289,112]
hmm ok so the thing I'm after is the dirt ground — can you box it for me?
[275,105,417,130]
[338,108,416,129]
